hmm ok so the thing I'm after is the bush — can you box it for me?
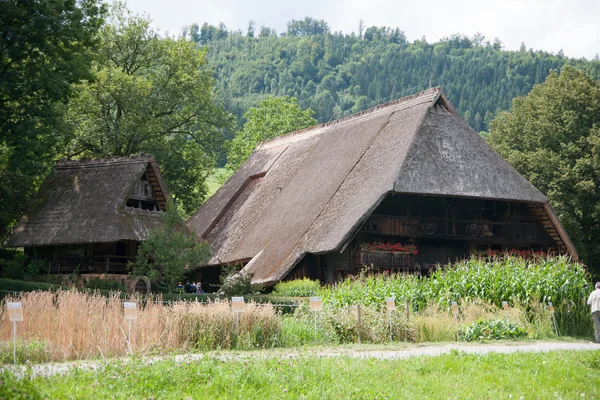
[83,277,126,292]
[273,278,320,297]
[219,266,263,296]
[460,319,527,341]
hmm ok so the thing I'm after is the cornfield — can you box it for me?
[320,255,592,337]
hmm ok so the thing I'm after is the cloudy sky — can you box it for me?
[127,0,599,59]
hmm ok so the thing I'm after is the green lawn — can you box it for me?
[2,350,599,399]
[206,167,226,198]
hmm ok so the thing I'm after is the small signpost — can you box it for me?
[123,302,137,353]
[451,301,459,341]
[502,301,509,322]
[385,297,396,341]
[309,297,323,342]
[7,302,23,365]
[231,297,246,333]
[548,301,560,336]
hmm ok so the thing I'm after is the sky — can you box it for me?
[126,0,599,59]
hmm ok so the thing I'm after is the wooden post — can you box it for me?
[357,304,361,344]
[105,257,109,273]
[405,299,410,321]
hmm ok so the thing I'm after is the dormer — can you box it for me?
[126,163,167,212]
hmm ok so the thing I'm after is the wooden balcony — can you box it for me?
[363,215,551,245]
[50,255,134,274]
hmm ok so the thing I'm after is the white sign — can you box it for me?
[124,302,137,320]
[7,302,23,322]
[502,301,509,311]
[309,297,323,312]
[231,297,246,312]
[385,297,396,312]
[451,301,458,316]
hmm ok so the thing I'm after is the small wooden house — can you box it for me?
[8,155,169,275]
[187,88,577,286]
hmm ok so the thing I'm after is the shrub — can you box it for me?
[460,319,527,341]
[218,266,263,296]
[273,278,320,297]
[83,277,126,292]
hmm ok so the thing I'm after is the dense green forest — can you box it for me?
[191,18,600,135]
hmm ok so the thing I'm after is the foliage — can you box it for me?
[225,96,316,173]
[194,24,600,139]
[0,339,51,364]
[83,277,126,292]
[63,3,234,214]
[320,255,591,337]
[129,204,211,290]
[218,265,263,296]
[0,279,61,295]
[2,351,600,398]
[460,319,527,341]
[488,67,600,274]
[273,278,320,297]
[0,0,105,239]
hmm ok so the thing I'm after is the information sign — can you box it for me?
[7,302,23,322]
[231,297,246,312]
[309,297,323,312]
[124,302,137,320]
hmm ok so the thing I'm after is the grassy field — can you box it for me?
[2,350,599,399]
[206,167,226,198]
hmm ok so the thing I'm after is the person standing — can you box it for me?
[587,282,600,343]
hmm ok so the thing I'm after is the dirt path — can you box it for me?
[3,341,599,379]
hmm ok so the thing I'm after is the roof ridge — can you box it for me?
[56,154,155,170]
[257,87,442,149]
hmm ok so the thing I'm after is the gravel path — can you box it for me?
[2,341,599,379]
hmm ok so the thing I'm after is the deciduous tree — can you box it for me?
[64,3,233,214]
[488,67,600,273]
[226,97,316,172]
[130,204,210,291]
[0,0,105,238]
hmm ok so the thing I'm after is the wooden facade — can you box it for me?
[24,241,138,274]
[317,194,560,282]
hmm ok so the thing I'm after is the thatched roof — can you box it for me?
[8,154,170,247]
[187,87,577,285]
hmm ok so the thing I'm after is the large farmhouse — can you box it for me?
[188,88,577,286]
[8,155,169,281]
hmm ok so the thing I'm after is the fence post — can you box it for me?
[357,304,361,344]
[405,299,410,321]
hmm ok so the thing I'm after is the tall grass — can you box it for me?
[0,290,281,362]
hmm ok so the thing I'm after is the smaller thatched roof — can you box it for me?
[8,154,170,247]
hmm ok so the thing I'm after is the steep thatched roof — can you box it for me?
[187,87,577,285]
[8,154,170,247]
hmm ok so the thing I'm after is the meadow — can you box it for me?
[2,350,599,399]
[0,255,594,364]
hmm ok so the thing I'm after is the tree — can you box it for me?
[64,4,233,214]
[130,203,211,290]
[287,17,330,37]
[226,97,316,172]
[0,0,105,239]
[488,67,600,273]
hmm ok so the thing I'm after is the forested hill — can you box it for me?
[195,21,600,133]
